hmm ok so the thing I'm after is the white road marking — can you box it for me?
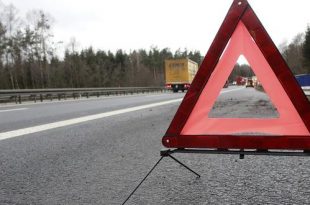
[0,108,28,113]
[0,98,182,141]
[0,87,243,141]
[220,87,245,94]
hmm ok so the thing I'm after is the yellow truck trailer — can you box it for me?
[165,58,199,92]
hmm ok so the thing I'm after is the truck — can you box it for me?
[165,58,199,92]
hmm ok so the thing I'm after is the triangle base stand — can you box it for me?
[122,148,310,204]
[166,148,310,158]
[121,150,200,205]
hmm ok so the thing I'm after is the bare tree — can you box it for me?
[26,9,54,88]
[1,4,21,89]
[280,33,306,74]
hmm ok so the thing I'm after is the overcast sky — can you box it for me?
[3,0,310,56]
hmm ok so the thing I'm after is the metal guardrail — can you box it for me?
[0,87,167,104]
[0,86,308,105]
[303,87,310,96]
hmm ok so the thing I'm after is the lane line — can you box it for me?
[220,87,244,94]
[0,87,243,141]
[0,108,28,113]
[0,99,182,141]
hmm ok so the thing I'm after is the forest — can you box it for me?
[0,2,309,89]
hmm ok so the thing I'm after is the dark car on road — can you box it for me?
[246,79,254,88]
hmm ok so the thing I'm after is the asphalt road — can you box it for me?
[0,87,309,205]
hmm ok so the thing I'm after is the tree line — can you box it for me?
[280,28,310,75]
[0,2,202,89]
[0,2,309,89]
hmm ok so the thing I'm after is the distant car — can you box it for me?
[245,79,254,88]
[223,81,229,88]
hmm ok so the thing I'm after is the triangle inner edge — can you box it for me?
[209,55,279,119]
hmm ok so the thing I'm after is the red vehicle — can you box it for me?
[236,76,246,86]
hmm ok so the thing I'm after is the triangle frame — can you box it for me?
[162,0,310,150]
[182,21,309,136]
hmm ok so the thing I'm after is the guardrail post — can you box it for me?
[40,94,43,102]
[18,95,22,104]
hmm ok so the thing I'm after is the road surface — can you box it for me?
[0,87,309,204]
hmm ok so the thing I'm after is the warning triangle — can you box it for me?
[162,0,310,150]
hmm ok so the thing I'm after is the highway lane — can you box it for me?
[210,87,278,118]
[1,87,310,204]
[0,92,184,133]
[0,86,241,136]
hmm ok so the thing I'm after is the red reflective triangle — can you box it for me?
[162,0,310,150]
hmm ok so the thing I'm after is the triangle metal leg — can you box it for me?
[122,150,201,204]
[167,154,201,178]
[122,156,164,205]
